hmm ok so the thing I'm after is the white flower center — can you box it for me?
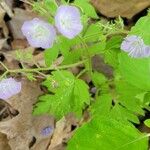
[34,25,48,39]
[60,16,72,30]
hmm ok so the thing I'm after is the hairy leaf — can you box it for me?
[33,71,90,119]
[119,52,150,91]
[67,117,148,150]
[130,15,150,45]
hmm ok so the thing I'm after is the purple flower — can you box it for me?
[55,5,83,39]
[21,18,56,49]
[121,35,150,58]
[0,78,21,100]
[41,126,53,136]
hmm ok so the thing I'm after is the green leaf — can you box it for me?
[33,0,57,18]
[88,41,106,56]
[44,0,58,15]
[90,92,140,124]
[116,79,144,116]
[110,104,140,124]
[106,36,123,50]
[73,79,90,116]
[143,92,150,104]
[119,52,150,91]
[33,71,90,119]
[15,49,33,62]
[130,15,150,45]
[58,36,70,57]
[103,36,123,68]
[90,94,112,117]
[84,23,102,42]
[62,49,83,64]
[25,73,36,81]
[33,94,53,115]
[44,44,59,67]
[74,0,98,18]
[144,119,150,128]
[42,70,75,93]
[67,117,148,150]
[91,71,107,87]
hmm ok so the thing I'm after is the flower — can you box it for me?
[21,18,56,49]
[55,5,83,39]
[121,35,150,58]
[41,126,53,136]
[0,78,21,100]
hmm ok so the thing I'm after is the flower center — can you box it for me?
[61,17,72,29]
[34,25,48,39]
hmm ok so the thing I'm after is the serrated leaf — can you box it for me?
[33,71,90,119]
[74,0,98,18]
[62,49,83,64]
[88,41,106,56]
[67,117,148,150]
[119,52,150,91]
[84,23,102,42]
[42,70,74,93]
[91,71,107,87]
[130,15,150,45]
[103,36,123,68]
[90,93,139,124]
[58,36,70,57]
[90,94,112,117]
[33,94,53,115]
[106,36,123,50]
[116,80,144,116]
[144,119,150,128]
[26,73,36,81]
[44,44,59,67]
[110,104,140,124]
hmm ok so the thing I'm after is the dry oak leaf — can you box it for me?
[91,0,150,19]
[0,79,43,150]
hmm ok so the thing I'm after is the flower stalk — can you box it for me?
[0,60,87,80]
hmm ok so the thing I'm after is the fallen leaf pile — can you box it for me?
[0,0,150,150]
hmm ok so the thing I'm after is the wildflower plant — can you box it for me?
[1,0,150,149]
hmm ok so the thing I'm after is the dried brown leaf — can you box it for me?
[91,0,150,19]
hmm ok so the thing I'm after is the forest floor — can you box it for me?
[0,0,150,150]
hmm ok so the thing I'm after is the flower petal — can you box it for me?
[121,35,150,58]
[0,78,21,100]
[21,18,56,49]
[55,5,83,39]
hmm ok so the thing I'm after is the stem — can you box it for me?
[76,69,87,78]
[83,30,129,40]
[0,60,87,79]
[105,30,129,37]
[0,71,8,80]
[0,61,8,71]
[78,36,92,76]
[9,60,86,73]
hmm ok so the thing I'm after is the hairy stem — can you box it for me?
[0,60,87,79]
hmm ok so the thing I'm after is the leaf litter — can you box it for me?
[0,0,150,150]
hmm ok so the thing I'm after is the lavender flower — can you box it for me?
[121,35,150,58]
[41,126,53,136]
[21,18,56,49]
[55,5,83,39]
[0,78,21,100]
